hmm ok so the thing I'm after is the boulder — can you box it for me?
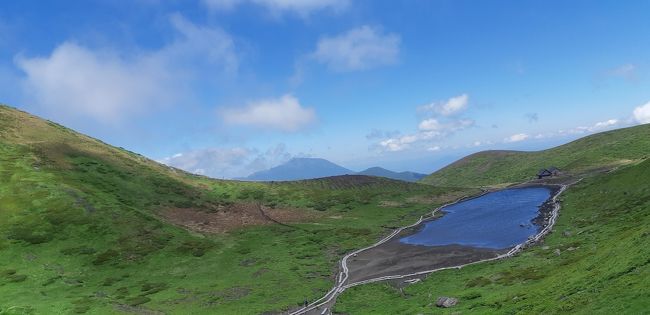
[436,296,458,308]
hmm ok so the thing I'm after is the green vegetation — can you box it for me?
[421,124,650,187]
[0,105,473,314]
[336,158,650,314]
[3,103,648,314]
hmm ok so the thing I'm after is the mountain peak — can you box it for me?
[245,157,353,181]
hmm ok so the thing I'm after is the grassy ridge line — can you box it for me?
[0,104,475,314]
[0,104,443,212]
[421,123,650,187]
[336,158,650,314]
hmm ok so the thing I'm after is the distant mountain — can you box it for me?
[244,157,354,181]
[243,158,427,182]
[357,167,427,182]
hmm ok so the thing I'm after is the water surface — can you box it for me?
[400,187,552,249]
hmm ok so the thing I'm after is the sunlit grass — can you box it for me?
[0,104,473,314]
[337,159,650,314]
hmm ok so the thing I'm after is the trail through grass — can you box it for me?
[337,159,650,314]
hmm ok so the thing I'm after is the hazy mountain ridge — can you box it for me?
[243,158,426,182]
[356,166,427,182]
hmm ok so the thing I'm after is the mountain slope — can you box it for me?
[421,124,650,187]
[244,157,354,181]
[337,156,650,314]
[357,167,427,182]
[0,104,470,314]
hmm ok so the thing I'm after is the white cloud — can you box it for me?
[377,94,474,153]
[160,147,251,178]
[633,101,650,124]
[221,94,316,132]
[15,14,237,124]
[567,119,620,135]
[419,118,474,133]
[504,133,529,143]
[166,13,238,73]
[418,118,443,131]
[202,0,348,16]
[427,146,441,152]
[312,25,400,72]
[592,119,619,129]
[16,42,175,123]
[378,118,474,152]
[159,143,293,179]
[379,134,418,152]
[418,94,469,116]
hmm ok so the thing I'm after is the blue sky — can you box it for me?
[1,0,649,178]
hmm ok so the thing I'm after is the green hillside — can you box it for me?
[421,124,650,187]
[337,157,650,314]
[0,105,474,314]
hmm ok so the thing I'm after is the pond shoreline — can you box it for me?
[398,184,561,248]
[342,182,570,284]
[291,180,573,315]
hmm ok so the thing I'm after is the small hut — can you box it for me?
[537,167,561,179]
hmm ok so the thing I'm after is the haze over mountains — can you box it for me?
[243,157,427,182]
[356,166,428,182]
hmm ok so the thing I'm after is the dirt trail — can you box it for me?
[289,181,577,315]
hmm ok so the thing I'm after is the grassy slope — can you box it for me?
[337,156,650,313]
[421,124,650,187]
[0,105,475,314]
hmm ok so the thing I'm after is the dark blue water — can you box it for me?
[400,187,552,249]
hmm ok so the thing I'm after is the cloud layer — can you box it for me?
[418,94,469,116]
[504,133,529,143]
[377,94,473,152]
[633,101,650,124]
[312,25,400,72]
[16,43,172,123]
[221,94,316,132]
[15,14,237,124]
[159,143,294,179]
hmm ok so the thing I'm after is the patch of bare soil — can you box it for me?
[160,203,320,233]
[379,200,403,208]
[346,239,505,284]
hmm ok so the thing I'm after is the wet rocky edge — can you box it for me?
[346,182,568,285]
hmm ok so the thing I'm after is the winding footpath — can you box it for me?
[289,181,577,315]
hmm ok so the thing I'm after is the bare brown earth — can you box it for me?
[160,203,321,233]
[346,238,505,283]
